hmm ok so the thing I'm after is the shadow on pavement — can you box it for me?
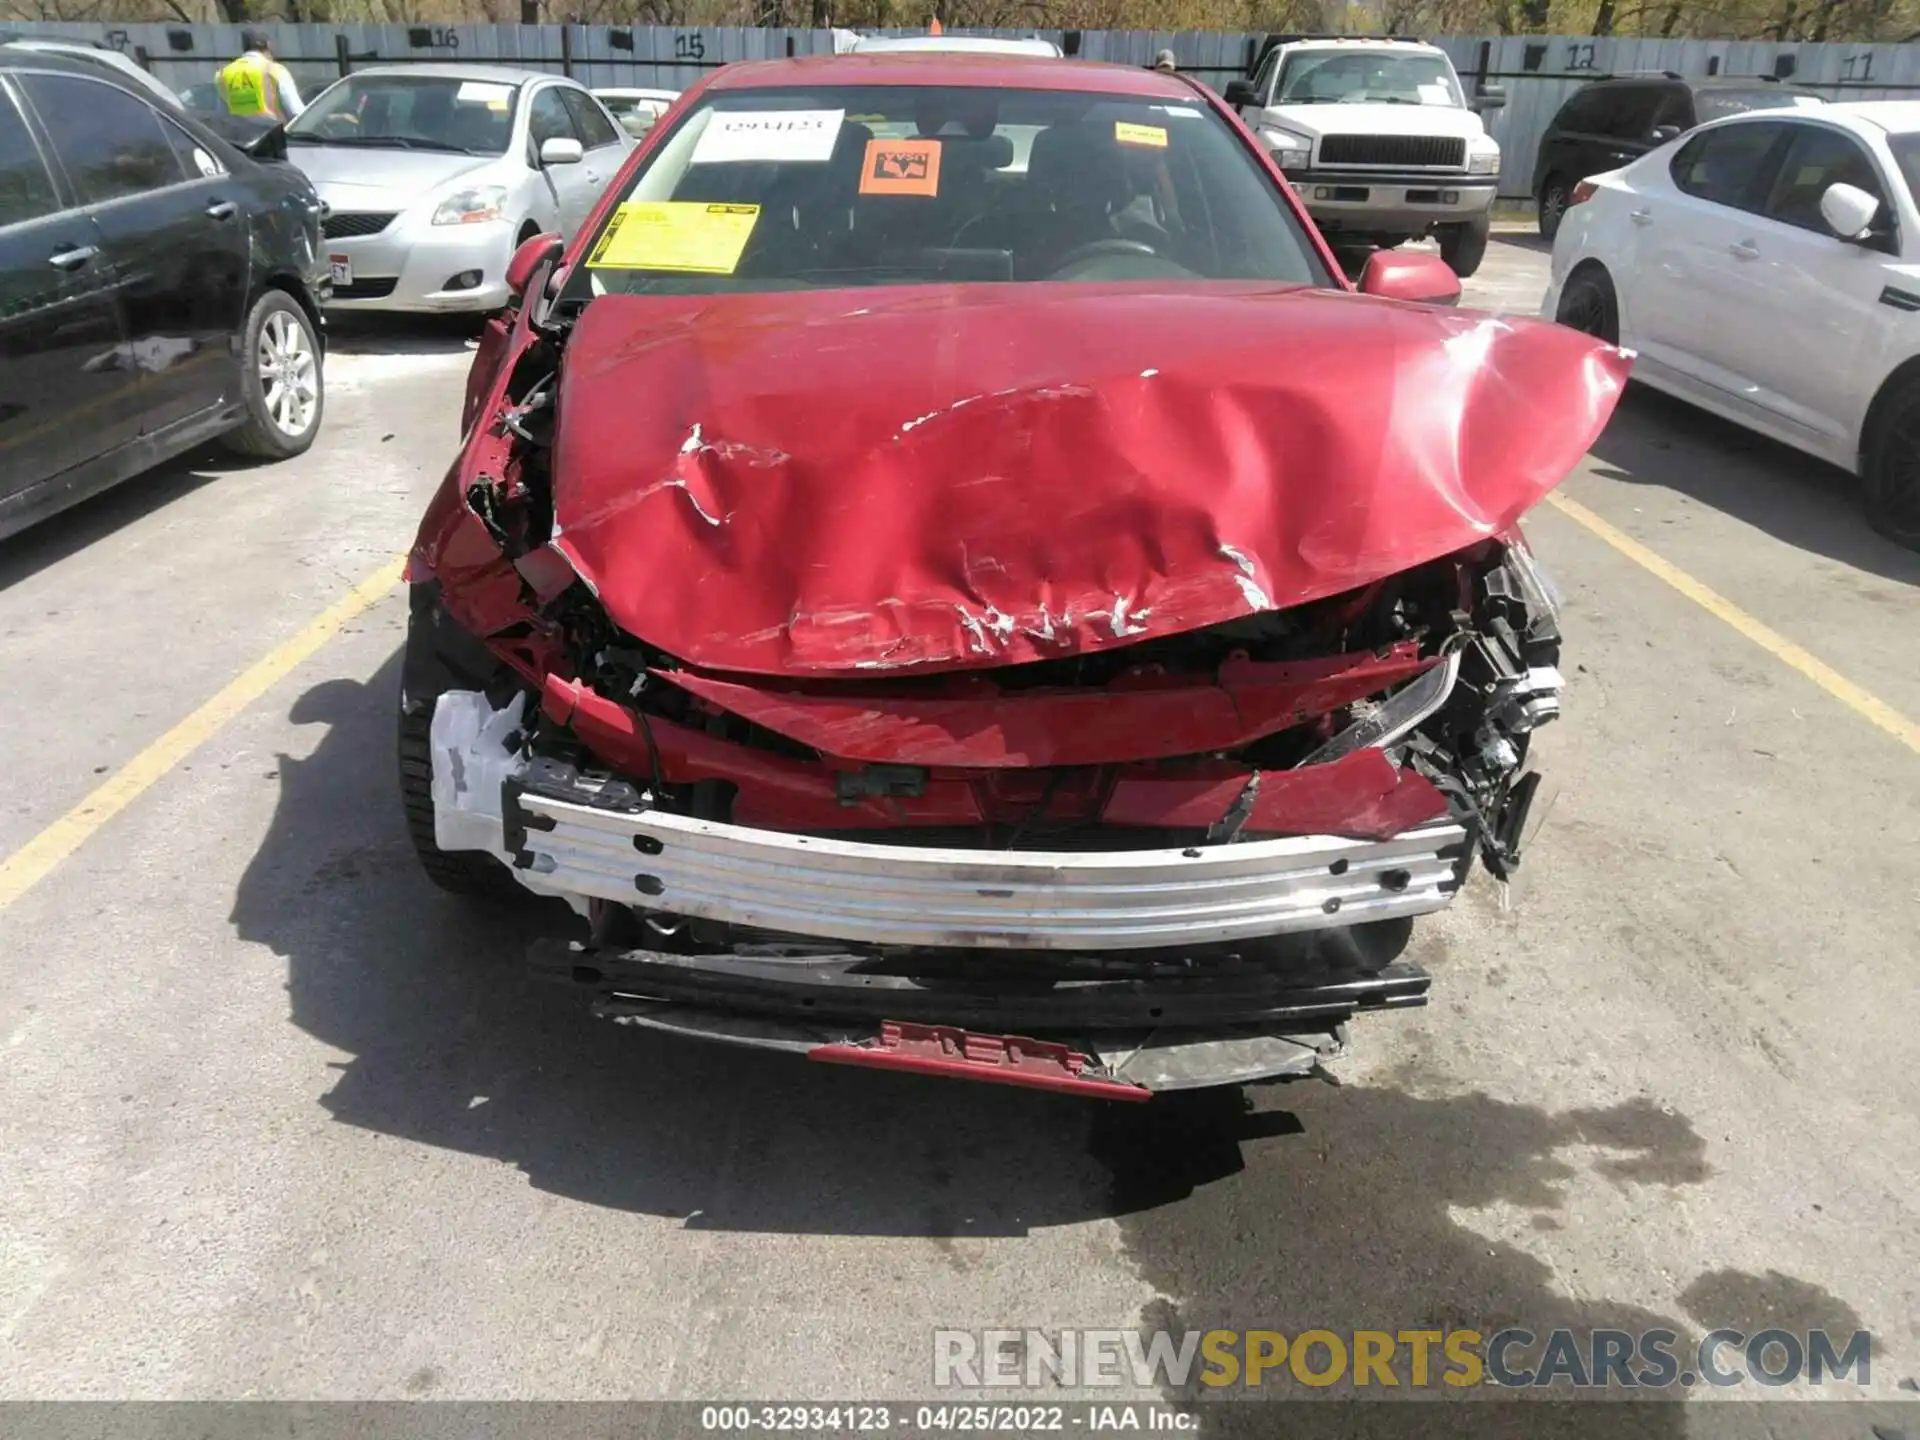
[1490,228,1552,255]
[0,450,239,593]
[228,653,1875,1432]
[1591,386,1920,586]
[326,314,486,358]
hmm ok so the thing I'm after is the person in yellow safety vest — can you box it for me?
[216,28,304,121]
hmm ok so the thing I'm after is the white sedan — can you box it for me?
[591,86,679,140]
[1544,100,1920,546]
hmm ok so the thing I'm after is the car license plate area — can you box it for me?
[809,1020,1151,1100]
[329,253,352,286]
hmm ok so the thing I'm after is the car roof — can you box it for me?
[338,62,574,85]
[1278,37,1444,54]
[1,40,118,72]
[706,52,1194,98]
[1819,100,1920,134]
[847,35,1062,56]
[0,41,171,96]
[1690,76,1819,91]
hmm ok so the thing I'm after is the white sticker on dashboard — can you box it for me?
[691,109,844,165]
[456,81,515,104]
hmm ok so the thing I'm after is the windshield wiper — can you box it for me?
[287,134,479,154]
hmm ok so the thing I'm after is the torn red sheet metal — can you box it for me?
[653,645,1432,768]
[1102,748,1450,840]
[542,674,1446,838]
[545,281,1628,679]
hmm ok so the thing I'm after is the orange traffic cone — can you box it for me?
[929,14,943,31]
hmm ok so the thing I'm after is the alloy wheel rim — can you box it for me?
[1542,187,1566,230]
[258,310,318,439]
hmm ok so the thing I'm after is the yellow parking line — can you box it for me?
[0,556,406,914]
[1545,492,1920,757]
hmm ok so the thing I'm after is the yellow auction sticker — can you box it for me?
[586,202,761,274]
[1115,121,1169,148]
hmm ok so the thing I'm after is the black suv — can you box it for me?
[0,46,331,541]
[1533,73,1824,238]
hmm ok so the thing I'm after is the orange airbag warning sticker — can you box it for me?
[860,138,941,196]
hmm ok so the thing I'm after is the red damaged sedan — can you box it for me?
[401,53,1629,1099]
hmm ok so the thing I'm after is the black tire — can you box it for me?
[1861,376,1920,549]
[1537,175,1570,241]
[1554,264,1619,345]
[220,289,324,460]
[1438,215,1491,279]
[398,584,528,901]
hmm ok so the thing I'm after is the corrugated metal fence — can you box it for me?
[9,19,1920,198]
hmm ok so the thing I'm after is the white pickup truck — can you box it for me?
[1226,36,1505,276]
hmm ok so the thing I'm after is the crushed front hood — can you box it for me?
[549,282,1627,678]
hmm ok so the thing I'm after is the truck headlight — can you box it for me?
[1467,150,1501,175]
[432,185,509,226]
[1259,128,1311,169]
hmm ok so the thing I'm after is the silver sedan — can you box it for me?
[285,63,633,313]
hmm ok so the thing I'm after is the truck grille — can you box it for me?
[1316,135,1465,169]
[322,211,398,239]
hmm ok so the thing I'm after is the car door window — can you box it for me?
[528,86,579,147]
[1553,88,1602,135]
[1652,87,1693,133]
[1761,123,1888,234]
[1593,86,1660,140]
[560,88,622,150]
[18,73,185,206]
[159,114,226,180]
[1670,122,1785,212]
[1251,46,1280,105]
[0,87,60,228]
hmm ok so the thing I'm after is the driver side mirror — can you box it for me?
[507,231,563,301]
[1472,84,1506,114]
[238,121,288,161]
[1820,181,1881,243]
[1223,79,1258,107]
[1357,250,1461,306]
[539,136,584,167]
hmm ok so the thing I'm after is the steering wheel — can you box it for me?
[1046,237,1161,275]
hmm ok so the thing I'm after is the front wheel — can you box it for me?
[1437,216,1491,279]
[221,289,323,460]
[398,585,531,901]
[1861,376,1920,549]
[1554,265,1619,345]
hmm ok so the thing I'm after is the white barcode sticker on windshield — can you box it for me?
[692,109,844,165]
[456,81,514,105]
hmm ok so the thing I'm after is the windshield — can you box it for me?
[1276,51,1463,107]
[562,84,1328,301]
[287,74,519,155]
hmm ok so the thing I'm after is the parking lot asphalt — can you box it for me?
[1,248,1916,1422]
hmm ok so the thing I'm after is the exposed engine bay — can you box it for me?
[406,275,1626,1097]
